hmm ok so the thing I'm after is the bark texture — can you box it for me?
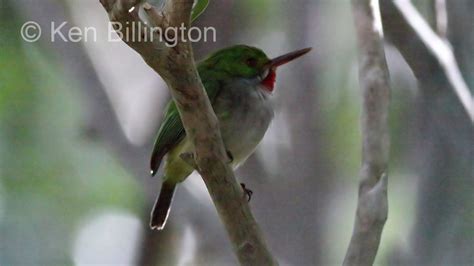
[343,0,391,265]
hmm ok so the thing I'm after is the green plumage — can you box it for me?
[150,45,269,176]
[149,78,221,176]
[148,45,311,230]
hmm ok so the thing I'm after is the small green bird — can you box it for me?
[149,45,311,230]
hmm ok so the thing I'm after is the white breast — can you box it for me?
[214,82,274,168]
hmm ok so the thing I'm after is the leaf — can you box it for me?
[191,0,209,22]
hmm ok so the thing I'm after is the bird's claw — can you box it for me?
[226,150,234,164]
[240,183,253,202]
[180,152,197,169]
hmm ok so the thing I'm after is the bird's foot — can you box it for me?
[180,152,197,169]
[226,150,234,164]
[240,183,253,202]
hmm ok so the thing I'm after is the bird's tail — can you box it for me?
[150,181,177,230]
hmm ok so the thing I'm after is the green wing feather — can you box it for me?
[150,101,185,176]
[191,0,209,22]
[150,71,222,176]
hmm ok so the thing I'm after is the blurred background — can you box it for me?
[0,0,472,265]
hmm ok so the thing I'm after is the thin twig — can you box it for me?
[343,0,391,265]
[392,0,474,122]
[98,0,277,264]
[433,0,447,38]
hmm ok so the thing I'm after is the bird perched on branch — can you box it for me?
[149,45,311,230]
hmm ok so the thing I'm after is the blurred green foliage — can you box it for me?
[0,5,144,264]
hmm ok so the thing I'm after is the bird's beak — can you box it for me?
[258,47,312,83]
[269,47,312,68]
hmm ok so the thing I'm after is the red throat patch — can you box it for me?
[261,70,276,92]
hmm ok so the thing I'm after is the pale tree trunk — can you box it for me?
[343,0,391,265]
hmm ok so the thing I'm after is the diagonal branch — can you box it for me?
[98,0,277,264]
[383,0,474,122]
[343,0,391,265]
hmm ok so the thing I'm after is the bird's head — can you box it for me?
[199,45,312,92]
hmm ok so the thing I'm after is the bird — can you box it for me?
[149,45,311,230]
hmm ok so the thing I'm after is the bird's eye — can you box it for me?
[246,58,257,67]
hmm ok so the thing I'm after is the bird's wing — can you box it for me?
[150,101,185,176]
[150,77,222,176]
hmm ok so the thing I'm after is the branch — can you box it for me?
[98,0,276,264]
[381,0,474,122]
[343,0,391,265]
[432,0,447,38]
